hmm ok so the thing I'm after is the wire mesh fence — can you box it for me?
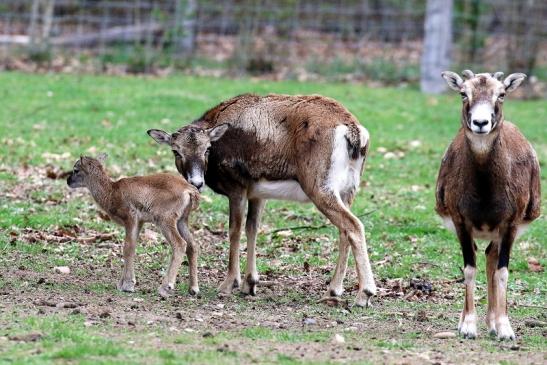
[0,0,545,85]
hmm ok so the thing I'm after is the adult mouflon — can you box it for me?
[148,93,376,306]
[67,154,200,298]
[436,70,541,340]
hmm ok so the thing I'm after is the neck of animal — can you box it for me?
[86,171,114,212]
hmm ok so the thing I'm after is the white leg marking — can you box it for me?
[496,315,515,341]
[495,267,515,340]
[458,265,477,339]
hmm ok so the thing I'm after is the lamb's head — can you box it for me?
[67,153,108,188]
[441,70,526,135]
[147,124,229,191]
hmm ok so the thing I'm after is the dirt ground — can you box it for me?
[1,231,545,365]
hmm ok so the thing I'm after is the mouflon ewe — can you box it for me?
[148,93,376,306]
[436,70,540,340]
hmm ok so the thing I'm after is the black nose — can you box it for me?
[194,182,203,190]
[472,119,489,128]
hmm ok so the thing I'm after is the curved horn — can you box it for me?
[493,72,504,81]
[461,69,475,80]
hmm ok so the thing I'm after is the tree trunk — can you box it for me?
[174,0,197,56]
[420,0,453,94]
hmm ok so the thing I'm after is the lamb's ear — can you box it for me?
[441,71,464,91]
[79,155,88,171]
[503,73,527,93]
[96,153,108,163]
[207,123,229,142]
[147,129,172,145]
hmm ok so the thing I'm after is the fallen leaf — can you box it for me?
[527,257,543,272]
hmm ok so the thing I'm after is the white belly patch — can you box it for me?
[441,216,529,240]
[248,179,311,202]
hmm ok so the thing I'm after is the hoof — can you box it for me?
[355,291,373,308]
[496,323,515,341]
[158,285,174,299]
[241,274,258,296]
[188,286,200,296]
[218,277,241,295]
[458,314,477,339]
[117,279,135,293]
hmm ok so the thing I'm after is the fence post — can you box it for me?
[420,0,453,94]
[174,0,197,56]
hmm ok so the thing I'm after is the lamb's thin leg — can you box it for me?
[495,226,517,341]
[455,224,477,339]
[218,193,246,295]
[118,218,141,292]
[308,190,376,307]
[178,217,199,295]
[241,198,265,295]
[158,222,187,298]
[485,241,499,336]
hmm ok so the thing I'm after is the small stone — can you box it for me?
[216,303,225,309]
[133,298,144,303]
[37,278,46,285]
[383,152,396,159]
[54,266,70,274]
[99,310,110,319]
[303,317,317,326]
[9,332,42,342]
[433,331,456,339]
[524,319,546,328]
[333,334,345,344]
[184,328,195,333]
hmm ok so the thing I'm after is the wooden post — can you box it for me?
[420,0,453,94]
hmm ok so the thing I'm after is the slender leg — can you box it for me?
[178,217,199,295]
[495,226,517,341]
[158,222,187,298]
[308,190,376,307]
[241,198,265,295]
[485,241,499,336]
[327,196,353,297]
[218,193,246,295]
[118,218,141,292]
[455,223,477,339]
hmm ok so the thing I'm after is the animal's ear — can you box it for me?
[207,123,229,142]
[79,156,88,171]
[503,73,526,93]
[147,129,172,145]
[441,71,464,91]
[96,153,108,163]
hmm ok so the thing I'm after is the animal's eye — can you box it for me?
[205,147,211,155]
[498,93,505,101]
[173,150,182,158]
[460,92,468,100]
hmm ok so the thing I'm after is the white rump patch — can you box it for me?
[442,216,530,241]
[249,180,310,202]
[326,125,367,197]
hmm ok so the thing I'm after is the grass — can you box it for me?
[0,72,545,364]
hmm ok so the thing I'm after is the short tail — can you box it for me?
[346,123,370,160]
